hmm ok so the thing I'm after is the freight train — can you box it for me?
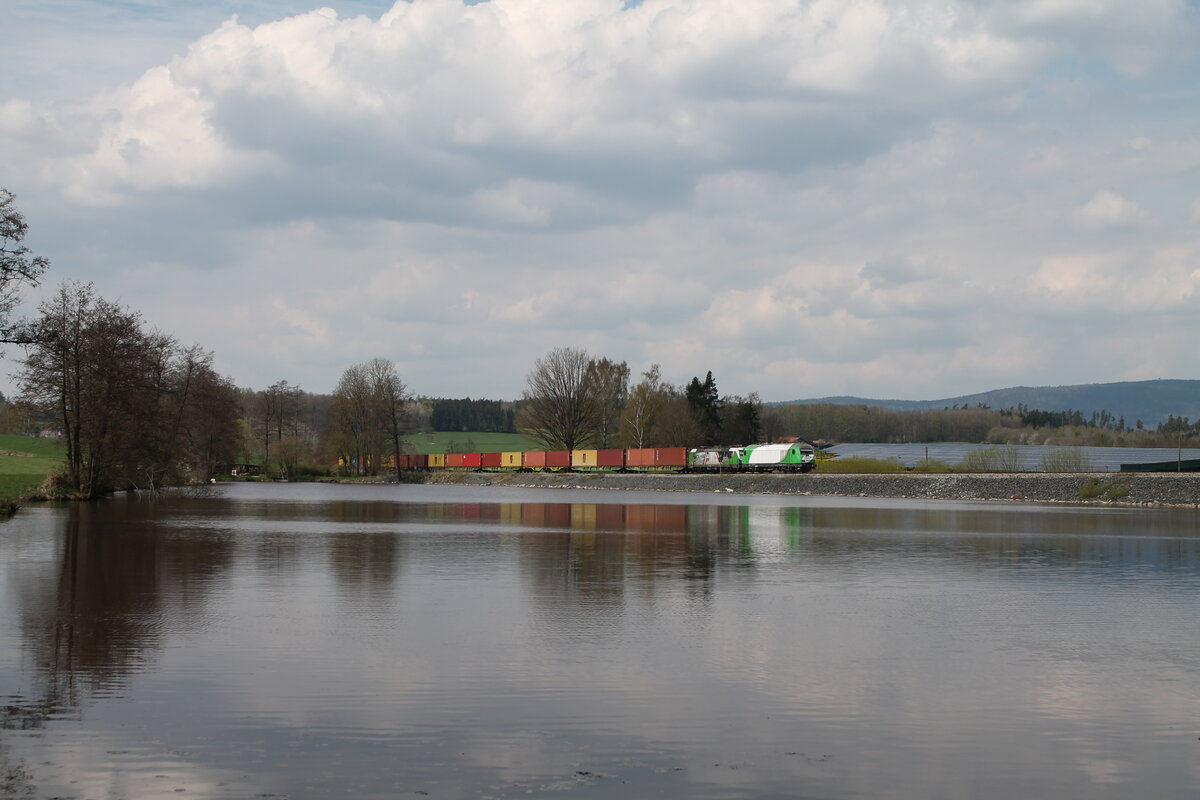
[389,441,816,473]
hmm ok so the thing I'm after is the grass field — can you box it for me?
[402,431,540,454]
[0,434,66,459]
[0,435,65,510]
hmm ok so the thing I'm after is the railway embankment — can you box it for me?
[421,470,1200,507]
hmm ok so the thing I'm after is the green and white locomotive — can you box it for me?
[687,442,816,472]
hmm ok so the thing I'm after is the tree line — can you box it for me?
[19,282,241,495]
[517,346,764,451]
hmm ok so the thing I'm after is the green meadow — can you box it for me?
[402,431,540,454]
[0,434,65,510]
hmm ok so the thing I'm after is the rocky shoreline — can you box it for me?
[421,470,1200,507]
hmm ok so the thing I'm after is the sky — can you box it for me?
[2,0,1199,401]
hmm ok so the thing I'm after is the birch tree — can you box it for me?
[621,364,667,448]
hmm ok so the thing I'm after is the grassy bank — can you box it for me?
[0,435,66,515]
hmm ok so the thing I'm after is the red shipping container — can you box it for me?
[446,453,467,468]
[462,453,482,468]
[545,450,570,467]
[655,448,688,467]
[625,449,655,467]
[524,451,547,468]
[596,449,625,468]
[412,454,429,469]
[481,452,502,468]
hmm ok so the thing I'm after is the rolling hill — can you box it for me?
[777,379,1200,427]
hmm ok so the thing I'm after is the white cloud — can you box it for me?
[0,98,36,133]
[63,64,268,204]
[1027,247,1200,312]
[3,0,1200,399]
[271,296,329,339]
[1008,0,1198,76]
[1074,190,1149,229]
[28,0,1048,210]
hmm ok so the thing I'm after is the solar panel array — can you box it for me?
[825,443,1200,472]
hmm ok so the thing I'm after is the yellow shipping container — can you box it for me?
[501,451,523,468]
[571,449,598,468]
[428,453,446,468]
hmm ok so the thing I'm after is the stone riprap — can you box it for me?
[422,470,1200,507]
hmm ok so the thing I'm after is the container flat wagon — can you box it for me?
[386,442,815,474]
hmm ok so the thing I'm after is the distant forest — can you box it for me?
[428,398,517,433]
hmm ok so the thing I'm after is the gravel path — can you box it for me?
[422,470,1200,507]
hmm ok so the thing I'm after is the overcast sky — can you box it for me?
[3,0,1198,401]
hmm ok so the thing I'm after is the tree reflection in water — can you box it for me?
[0,486,1197,799]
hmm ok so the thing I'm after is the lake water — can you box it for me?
[1,482,1198,799]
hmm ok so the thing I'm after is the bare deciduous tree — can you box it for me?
[366,358,411,478]
[254,379,304,474]
[583,357,629,448]
[19,281,239,495]
[651,395,703,447]
[329,358,411,475]
[0,188,50,344]
[517,346,602,451]
[330,362,374,474]
[621,364,667,448]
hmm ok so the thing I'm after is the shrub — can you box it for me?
[1104,484,1130,501]
[292,461,335,478]
[956,445,1021,473]
[911,458,953,473]
[1078,478,1131,501]
[1040,447,1092,473]
[817,457,906,474]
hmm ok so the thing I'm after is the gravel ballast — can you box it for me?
[421,470,1200,507]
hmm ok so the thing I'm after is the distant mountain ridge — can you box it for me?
[777,379,1200,427]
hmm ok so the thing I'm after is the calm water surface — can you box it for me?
[1,483,1198,799]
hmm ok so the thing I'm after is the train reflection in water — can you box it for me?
[406,499,1200,572]
[421,501,810,547]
